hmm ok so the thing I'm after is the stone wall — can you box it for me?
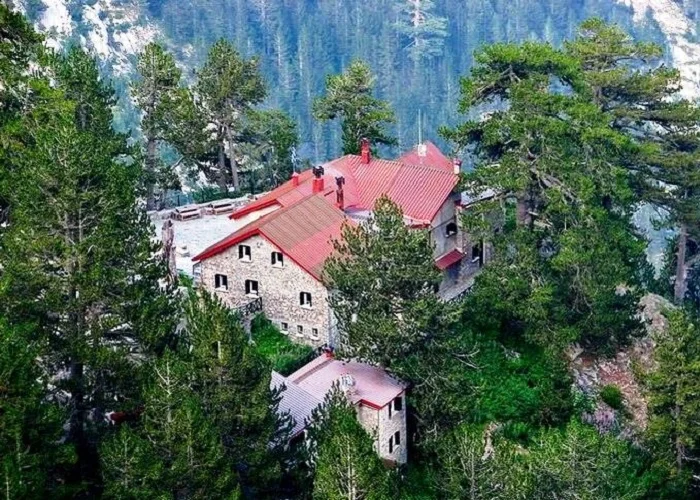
[430,194,461,257]
[356,393,407,464]
[199,235,336,348]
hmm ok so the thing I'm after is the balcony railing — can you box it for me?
[237,296,263,318]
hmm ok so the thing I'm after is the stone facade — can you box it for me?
[356,393,408,464]
[199,235,336,348]
[430,193,461,258]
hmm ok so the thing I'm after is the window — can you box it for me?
[388,397,402,419]
[238,245,251,261]
[445,222,458,237]
[214,274,228,291]
[394,431,401,447]
[311,328,319,339]
[388,436,393,454]
[245,280,259,296]
[296,325,304,337]
[271,251,284,267]
[300,292,312,308]
[280,322,289,334]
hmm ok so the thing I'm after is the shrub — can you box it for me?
[251,314,315,375]
[600,384,623,410]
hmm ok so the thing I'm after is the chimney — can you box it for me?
[335,176,345,210]
[312,166,325,193]
[360,138,371,164]
[453,158,463,176]
[291,171,300,186]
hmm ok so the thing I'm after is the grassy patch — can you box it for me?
[251,314,315,376]
[600,384,624,410]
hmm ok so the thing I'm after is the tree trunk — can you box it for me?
[226,127,239,190]
[217,142,228,191]
[674,223,688,304]
[516,193,529,227]
[145,137,157,211]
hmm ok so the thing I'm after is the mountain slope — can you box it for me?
[12,0,700,159]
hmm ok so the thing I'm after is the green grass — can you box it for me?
[251,314,315,376]
[600,384,624,410]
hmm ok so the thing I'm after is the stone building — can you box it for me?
[192,140,497,344]
[193,195,347,348]
[271,353,408,464]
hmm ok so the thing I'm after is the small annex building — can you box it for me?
[271,353,408,464]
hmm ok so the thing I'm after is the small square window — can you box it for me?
[445,222,458,237]
[280,322,289,333]
[300,292,312,308]
[311,328,319,339]
[296,325,304,337]
[238,245,252,261]
[271,251,284,267]
[393,396,402,412]
[214,274,228,291]
[245,279,259,296]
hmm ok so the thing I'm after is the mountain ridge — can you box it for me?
[11,0,700,159]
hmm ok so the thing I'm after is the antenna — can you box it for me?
[418,109,423,145]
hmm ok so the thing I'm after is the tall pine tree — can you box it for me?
[132,42,184,210]
[195,39,267,190]
[313,60,397,155]
[0,47,177,492]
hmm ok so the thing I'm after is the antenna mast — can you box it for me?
[418,109,423,145]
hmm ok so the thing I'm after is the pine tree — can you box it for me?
[646,309,700,496]
[0,4,43,227]
[309,389,391,500]
[195,39,267,190]
[0,321,75,498]
[183,289,288,496]
[0,47,177,492]
[133,42,184,210]
[313,60,397,155]
[442,32,648,350]
[565,18,700,306]
[394,0,448,63]
[245,109,299,189]
[101,350,239,499]
[102,290,289,498]
[324,196,444,368]
[435,421,652,499]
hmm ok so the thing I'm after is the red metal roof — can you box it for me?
[193,195,349,281]
[397,141,454,173]
[288,354,407,409]
[230,144,458,224]
[230,169,316,219]
[435,248,464,270]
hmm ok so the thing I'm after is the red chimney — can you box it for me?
[312,166,324,193]
[291,171,300,186]
[335,176,345,210]
[360,138,371,164]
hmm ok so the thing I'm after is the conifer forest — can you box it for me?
[2,1,700,498]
